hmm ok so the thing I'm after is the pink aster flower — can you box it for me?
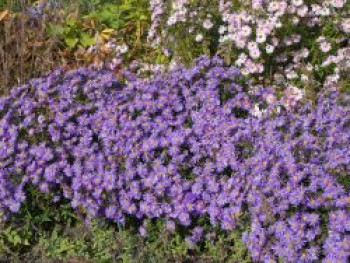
[320,41,332,53]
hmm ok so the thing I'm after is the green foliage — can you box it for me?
[164,0,221,66]
[84,3,124,29]
[37,220,119,261]
[0,187,252,262]
[39,0,153,71]
[0,185,77,260]
[46,0,150,50]
[46,16,95,49]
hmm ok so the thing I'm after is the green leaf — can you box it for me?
[110,20,124,29]
[139,14,148,21]
[119,3,132,11]
[80,32,96,47]
[66,18,78,27]
[46,24,64,36]
[65,37,79,48]
[23,239,30,246]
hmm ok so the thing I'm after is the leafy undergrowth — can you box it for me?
[0,0,155,94]
[0,186,251,262]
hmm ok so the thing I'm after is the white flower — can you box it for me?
[218,25,226,34]
[297,6,308,17]
[301,48,310,58]
[331,0,345,8]
[275,21,282,28]
[241,68,249,76]
[256,63,264,73]
[251,104,265,118]
[195,34,203,42]
[252,0,263,10]
[320,6,331,16]
[241,25,252,37]
[222,13,230,22]
[219,35,230,43]
[105,41,116,50]
[248,41,258,50]
[287,85,304,101]
[340,18,350,33]
[163,48,172,57]
[301,74,309,82]
[203,19,213,29]
[276,105,281,114]
[227,33,235,40]
[292,0,303,7]
[167,15,177,26]
[292,17,300,24]
[116,44,129,54]
[320,41,332,53]
[235,38,246,49]
[317,36,326,43]
[266,45,274,54]
[169,59,179,70]
[256,33,266,43]
[268,1,280,12]
[235,53,247,66]
[286,71,298,79]
[249,48,261,59]
[306,63,314,71]
[292,34,301,43]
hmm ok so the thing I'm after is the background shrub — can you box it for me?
[148,0,349,91]
[0,2,63,95]
[0,0,154,94]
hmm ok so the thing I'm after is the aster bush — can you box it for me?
[148,0,349,91]
[0,56,349,262]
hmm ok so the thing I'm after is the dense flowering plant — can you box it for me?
[148,0,349,91]
[0,56,349,262]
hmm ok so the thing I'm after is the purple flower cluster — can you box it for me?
[0,56,349,262]
[241,90,350,262]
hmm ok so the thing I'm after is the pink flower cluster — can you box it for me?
[148,0,349,90]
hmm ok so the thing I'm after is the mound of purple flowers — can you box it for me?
[0,56,349,262]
